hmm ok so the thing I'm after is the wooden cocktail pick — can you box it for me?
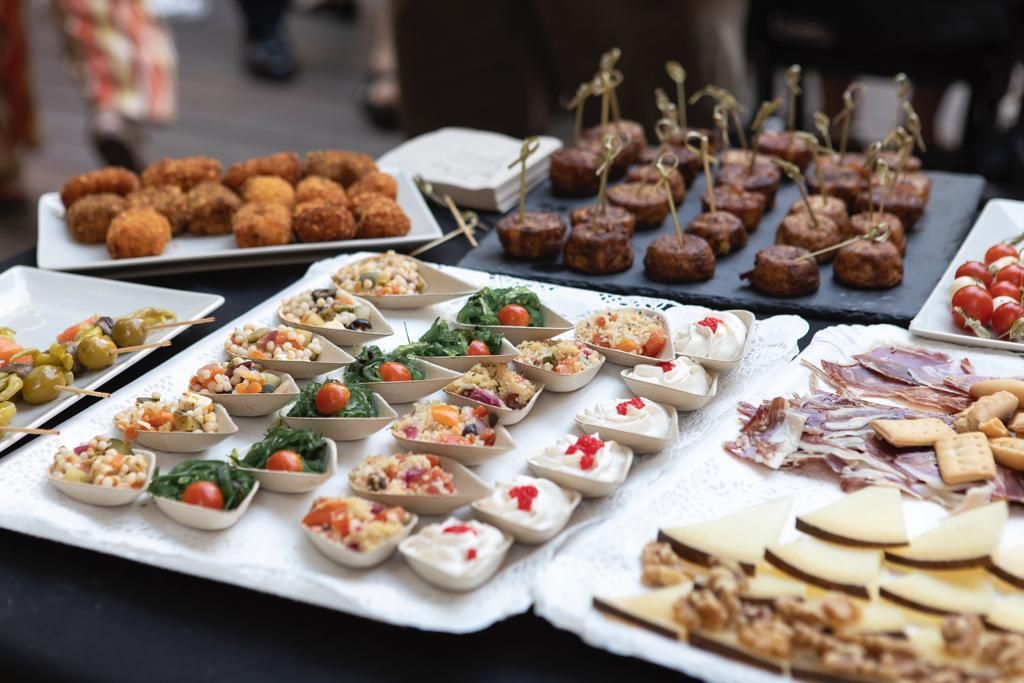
[833,82,865,163]
[595,134,625,215]
[784,64,802,132]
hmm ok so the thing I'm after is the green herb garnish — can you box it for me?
[287,380,377,418]
[148,460,255,509]
[343,346,425,384]
[231,425,330,473]
[394,317,504,357]
[455,286,543,327]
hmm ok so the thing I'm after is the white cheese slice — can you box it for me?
[885,501,1007,569]
[659,497,793,573]
[796,486,908,547]
[764,537,882,598]
[879,572,994,615]
[592,581,693,640]
[907,627,999,675]
[838,601,908,635]
[989,543,1024,589]
[740,573,807,602]
[984,594,1024,634]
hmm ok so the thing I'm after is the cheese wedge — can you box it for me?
[988,543,1024,589]
[658,497,793,574]
[796,486,908,547]
[884,501,1008,569]
[687,628,787,675]
[764,537,882,599]
[592,582,693,640]
[837,601,908,636]
[740,572,807,603]
[907,627,999,675]
[983,594,1024,634]
[879,572,994,616]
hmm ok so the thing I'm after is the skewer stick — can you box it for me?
[812,112,833,153]
[414,175,491,233]
[146,316,215,331]
[506,136,540,223]
[795,132,828,201]
[595,134,625,214]
[874,159,892,218]
[713,104,730,152]
[784,65,802,132]
[797,225,891,261]
[903,101,926,153]
[894,73,912,129]
[599,48,622,126]
[443,195,478,248]
[56,385,111,398]
[567,82,592,146]
[666,61,687,130]
[409,210,481,256]
[834,82,864,163]
[748,99,781,173]
[115,341,171,354]
[690,86,746,150]
[0,426,59,435]
[686,131,715,213]
[862,141,882,214]
[773,158,818,228]
[655,153,683,245]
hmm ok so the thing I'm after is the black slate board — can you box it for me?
[457,170,985,324]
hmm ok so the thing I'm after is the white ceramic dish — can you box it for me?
[511,352,606,393]
[348,455,492,515]
[334,254,477,309]
[280,394,397,441]
[672,309,756,374]
[452,303,574,345]
[577,308,675,367]
[238,439,337,494]
[619,368,719,412]
[279,295,394,347]
[202,372,300,417]
[127,403,239,453]
[471,486,581,544]
[526,443,634,498]
[0,266,223,452]
[910,199,1024,351]
[353,359,461,404]
[390,422,515,466]
[304,512,418,569]
[47,450,157,507]
[443,380,544,426]
[420,338,519,373]
[230,333,355,380]
[399,526,513,592]
[36,167,442,275]
[152,480,260,531]
[574,401,680,455]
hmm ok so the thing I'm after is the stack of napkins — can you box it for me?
[377,127,562,213]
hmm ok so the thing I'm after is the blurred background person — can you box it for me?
[0,0,36,205]
[236,0,296,81]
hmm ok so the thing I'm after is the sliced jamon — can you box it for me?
[851,346,962,386]
[815,360,971,413]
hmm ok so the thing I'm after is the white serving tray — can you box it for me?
[0,266,223,452]
[534,324,1024,682]
[0,253,808,633]
[910,198,1024,351]
[36,168,442,275]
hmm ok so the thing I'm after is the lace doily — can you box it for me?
[0,253,808,633]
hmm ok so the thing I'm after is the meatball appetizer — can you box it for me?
[742,244,820,297]
[644,234,715,283]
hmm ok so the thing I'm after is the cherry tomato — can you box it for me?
[181,480,224,509]
[266,449,304,472]
[379,361,412,382]
[951,285,993,331]
[315,382,350,415]
[497,304,530,326]
[986,243,1019,265]
[467,339,490,356]
[992,301,1024,338]
[955,261,993,287]
[996,263,1024,288]
[989,280,1022,300]
[641,330,668,357]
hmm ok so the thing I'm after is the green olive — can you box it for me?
[112,318,147,348]
[22,365,66,405]
[76,336,118,371]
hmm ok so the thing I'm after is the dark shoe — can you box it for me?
[91,110,144,172]
[244,36,297,82]
[357,72,400,130]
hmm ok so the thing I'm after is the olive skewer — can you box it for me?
[111,316,215,348]
[0,426,60,435]
[75,338,171,371]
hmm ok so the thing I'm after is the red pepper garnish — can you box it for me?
[656,361,676,373]
[615,397,646,415]
[466,548,478,561]
[508,484,539,511]
[697,316,723,333]
[443,524,477,535]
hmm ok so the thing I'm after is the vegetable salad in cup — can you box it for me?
[302,496,411,552]
[189,358,283,395]
[575,309,668,357]
[332,251,426,297]
[456,287,543,327]
[115,392,219,440]
[393,401,498,446]
[50,436,149,488]
[279,287,373,331]
[344,346,423,383]
[446,363,538,410]
[148,459,255,510]
[349,453,455,496]
[225,323,321,362]
[515,339,602,375]
[287,379,377,418]
[232,425,331,473]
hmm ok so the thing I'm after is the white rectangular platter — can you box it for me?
[36,168,442,275]
[534,323,1024,682]
[0,253,807,633]
[910,198,1024,351]
[0,266,224,452]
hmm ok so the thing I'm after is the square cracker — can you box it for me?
[870,418,954,447]
[935,432,996,485]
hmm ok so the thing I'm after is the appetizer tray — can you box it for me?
[458,171,984,324]
[0,253,807,633]
[0,266,224,452]
[35,168,442,276]
[911,198,1024,351]
[534,324,1024,682]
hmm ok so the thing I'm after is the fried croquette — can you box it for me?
[141,156,221,191]
[303,150,376,187]
[295,175,349,206]
[242,175,295,207]
[106,208,171,259]
[355,196,411,238]
[293,200,356,242]
[233,202,292,247]
[186,182,241,235]
[66,193,126,244]
[349,192,386,221]
[60,167,140,208]
[347,171,398,200]
[224,152,301,191]
[125,185,188,235]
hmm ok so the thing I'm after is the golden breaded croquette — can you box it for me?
[295,175,349,206]
[347,171,398,200]
[66,193,126,244]
[125,185,188,235]
[224,152,301,191]
[141,156,221,191]
[242,175,295,207]
[186,182,241,235]
[106,208,172,259]
[355,196,411,238]
[303,150,376,187]
[233,202,292,248]
[293,200,356,242]
[349,192,387,221]
[60,167,140,208]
